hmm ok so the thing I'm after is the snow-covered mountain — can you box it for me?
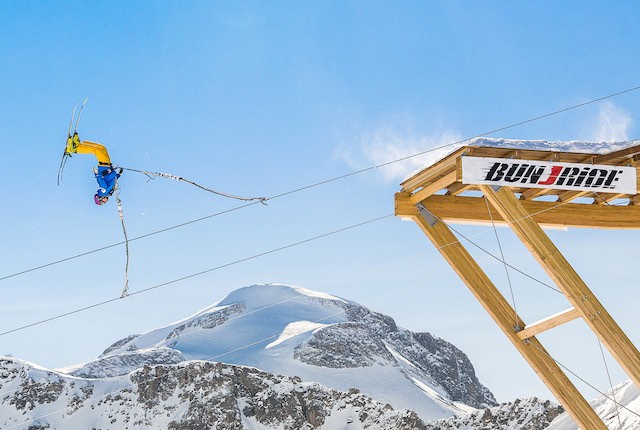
[61,283,496,420]
[547,379,640,430]
[1,283,610,429]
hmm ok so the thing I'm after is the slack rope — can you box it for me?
[121,167,268,204]
[114,184,130,297]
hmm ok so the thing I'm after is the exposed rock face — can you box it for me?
[294,322,394,368]
[294,301,497,408]
[101,334,140,356]
[132,362,428,430]
[0,357,429,430]
[100,304,246,358]
[164,303,246,341]
[68,348,184,378]
[424,398,565,430]
[409,331,495,409]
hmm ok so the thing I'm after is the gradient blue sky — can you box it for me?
[1,1,639,403]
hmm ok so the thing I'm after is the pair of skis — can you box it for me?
[57,98,88,185]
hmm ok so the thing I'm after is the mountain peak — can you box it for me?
[216,283,350,308]
[68,283,497,420]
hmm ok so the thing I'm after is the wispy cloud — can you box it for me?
[585,101,634,142]
[335,125,463,183]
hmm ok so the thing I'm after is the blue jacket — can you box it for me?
[95,165,121,197]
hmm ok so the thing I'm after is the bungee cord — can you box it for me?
[120,167,268,204]
[114,183,130,298]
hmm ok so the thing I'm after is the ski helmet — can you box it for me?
[94,193,107,205]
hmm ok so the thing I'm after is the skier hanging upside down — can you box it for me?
[65,134,122,205]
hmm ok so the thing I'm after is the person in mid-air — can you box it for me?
[65,134,122,205]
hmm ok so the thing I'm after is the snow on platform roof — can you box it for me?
[402,137,640,189]
[466,137,639,154]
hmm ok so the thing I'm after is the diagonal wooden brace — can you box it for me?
[480,185,640,390]
[410,206,607,430]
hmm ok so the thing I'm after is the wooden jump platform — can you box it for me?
[395,143,640,430]
[397,144,640,229]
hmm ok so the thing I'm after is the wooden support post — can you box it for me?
[480,185,640,390]
[408,208,607,430]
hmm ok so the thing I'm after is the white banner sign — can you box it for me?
[461,156,637,195]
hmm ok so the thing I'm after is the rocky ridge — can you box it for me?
[424,398,565,430]
[0,357,430,430]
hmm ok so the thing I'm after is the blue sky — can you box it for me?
[1,1,639,403]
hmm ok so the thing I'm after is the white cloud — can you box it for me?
[586,101,633,142]
[335,125,463,183]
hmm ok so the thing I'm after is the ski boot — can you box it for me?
[65,133,81,155]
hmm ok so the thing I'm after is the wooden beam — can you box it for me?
[465,146,600,164]
[408,209,607,430]
[555,158,594,203]
[520,187,553,201]
[557,190,590,203]
[446,182,474,196]
[401,147,467,192]
[593,193,627,205]
[556,155,601,204]
[517,308,581,340]
[593,144,640,164]
[410,171,458,204]
[631,195,640,206]
[394,193,640,229]
[480,185,640,390]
